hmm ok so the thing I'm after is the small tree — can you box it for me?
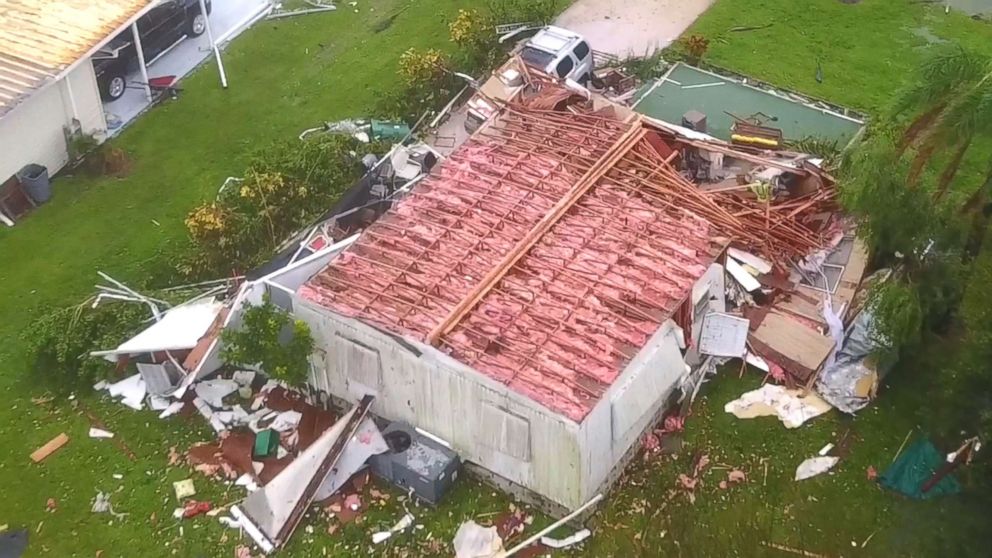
[398,48,450,88]
[681,34,710,64]
[221,298,315,387]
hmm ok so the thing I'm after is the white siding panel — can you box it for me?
[294,297,585,508]
[578,321,688,499]
[480,403,531,462]
[65,61,107,136]
[0,63,106,182]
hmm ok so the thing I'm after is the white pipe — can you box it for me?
[199,0,228,88]
[502,494,603,557]
[131,23,153,101]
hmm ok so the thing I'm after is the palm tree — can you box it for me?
[894,47,992,203]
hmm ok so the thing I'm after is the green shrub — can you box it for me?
[221,298,314,387]
[23,302,148,393]
[181,135,379,278]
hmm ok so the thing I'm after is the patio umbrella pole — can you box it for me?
[131,23,153,101]
[199,0,228,88]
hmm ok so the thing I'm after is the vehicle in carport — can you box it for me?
[92,0,212,101]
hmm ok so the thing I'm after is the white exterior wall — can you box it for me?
[577,320,687,498]
[295,298,585,509]
[0,61,106,181]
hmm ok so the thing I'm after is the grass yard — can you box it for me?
[0,2,504,555]
[2,1,991,557]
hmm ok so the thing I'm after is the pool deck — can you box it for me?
[633,63,864,144]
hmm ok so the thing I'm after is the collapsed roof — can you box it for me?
[299,107,727,421]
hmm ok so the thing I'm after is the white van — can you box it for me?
[518,26,593,83]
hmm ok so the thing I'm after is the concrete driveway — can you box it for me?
[555,0,715,57]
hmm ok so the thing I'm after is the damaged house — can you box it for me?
[262,105,738,511]
[244,72,855,511]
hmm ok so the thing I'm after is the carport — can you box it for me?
[0,0,161,194]
[101,0,271,134]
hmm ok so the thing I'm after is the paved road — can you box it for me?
[555,0,716,57]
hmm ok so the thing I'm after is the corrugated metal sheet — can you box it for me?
[0,0,155,117]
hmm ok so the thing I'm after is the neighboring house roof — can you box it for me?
[0,0,156,117]
[299,106,725,422]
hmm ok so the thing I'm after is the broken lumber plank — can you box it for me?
[31,433,69,463]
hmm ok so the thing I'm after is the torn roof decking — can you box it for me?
[300,108,723,421]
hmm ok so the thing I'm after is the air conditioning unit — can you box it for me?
[369,422,461,505]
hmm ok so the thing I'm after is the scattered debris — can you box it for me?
[104,374,147,411]
[45,498,57,512]
[816,310,891,413]
[195,379,239,409]
[167,446,181,466]
[866,465,878,481]
[173,479,196,500]
[725,384,832,428]
[541,528,591,549]
[453,521,504,558]
[728,469,747,483]
[501,494,603,557]
[795,456,839,481]
[30,433,69,463]
[233,396,374,553]
[174,500,213,519]
[762,541,828,558]
[88,428,114,439]
[91,492,128,520]
[371,512,414,544]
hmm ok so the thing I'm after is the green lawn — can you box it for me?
[2,1,991,556]
[0,2,500,555]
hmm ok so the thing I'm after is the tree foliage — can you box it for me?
[182,135,376,278]
[893,46,992,202]
[221,298,315,387]
[23,301,148,393]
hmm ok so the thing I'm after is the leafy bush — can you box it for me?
[398,48,450,87]
[181,135,376,278]
[681,34,710,64]
[221,298,314,387]
[24,302,148,393]
[449,9,490,47]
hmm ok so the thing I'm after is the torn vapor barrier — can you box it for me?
[816,309,894,414]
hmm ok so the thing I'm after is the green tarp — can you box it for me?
[879,439,961,499]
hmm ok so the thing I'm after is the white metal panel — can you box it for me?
[480,403,531,462]
[333,334,382,397]
[0,79,71,180]
[294,297,585,509]
[64,61,106,135]
[578,321,687,499]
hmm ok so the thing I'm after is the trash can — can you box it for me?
[16,164,51,204]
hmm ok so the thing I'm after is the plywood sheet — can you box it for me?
[751,312,833,374]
